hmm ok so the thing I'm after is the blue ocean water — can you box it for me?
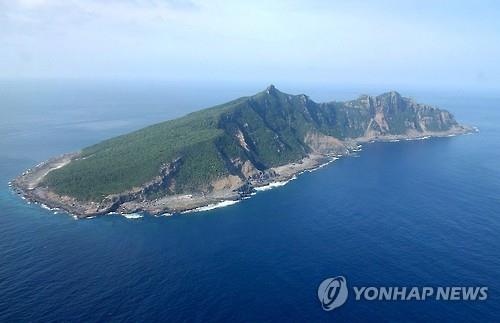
[0,81,499,322]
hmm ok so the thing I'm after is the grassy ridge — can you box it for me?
[43,107,227,200]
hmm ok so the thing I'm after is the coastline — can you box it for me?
[11,125,476,219]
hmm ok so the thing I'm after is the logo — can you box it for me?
[317,275,488,312]
[317,276,348,311]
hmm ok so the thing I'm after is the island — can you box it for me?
[12,86,474,218]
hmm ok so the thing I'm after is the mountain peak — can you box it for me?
[264,84,279,95]
[379,91,402,99]
[266,84,276,91]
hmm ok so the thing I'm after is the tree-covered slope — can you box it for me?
[42,86,460,201]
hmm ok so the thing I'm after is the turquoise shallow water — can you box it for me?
[0,81,499,322]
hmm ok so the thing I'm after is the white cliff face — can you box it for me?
[344,91,459,137]
[235,129,250,151]
[304,132,350,155]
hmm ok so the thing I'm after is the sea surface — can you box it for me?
[0,80,499,322]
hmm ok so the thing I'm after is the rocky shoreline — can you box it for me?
[11,152,335,218]
[10,125,475,219]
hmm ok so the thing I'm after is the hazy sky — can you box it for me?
[1,0,499,89]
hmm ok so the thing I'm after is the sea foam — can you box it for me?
[183,200,240,213]
[122,213,143,219]
[254,177,296,192]
[154,212,172,217]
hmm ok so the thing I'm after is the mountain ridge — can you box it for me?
[12,86,473,217]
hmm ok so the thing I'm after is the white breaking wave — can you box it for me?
[183,200,240,213]
[303,158,339,174]
[254,176,297,192]
[122,213,143,219]
[242,192,258,199]
[107,211,145,219]
[405,136,431,141]
[40,203,52,211]
[154,212,172,217]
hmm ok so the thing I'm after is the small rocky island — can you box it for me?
[12,86,473,217]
